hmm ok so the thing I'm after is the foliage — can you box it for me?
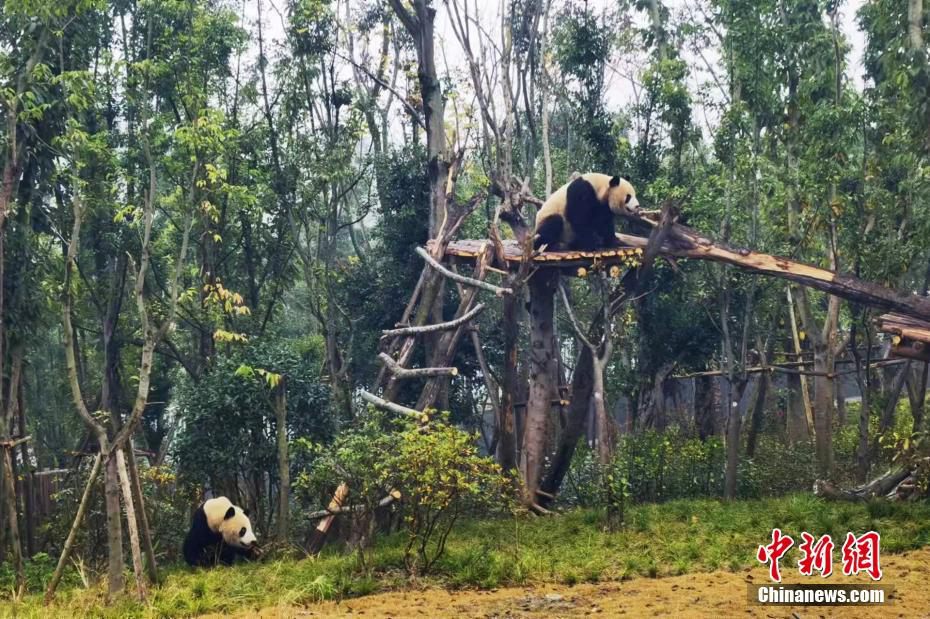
[173,336,331,514]
[295,412,514,574]
[391,415,515,573]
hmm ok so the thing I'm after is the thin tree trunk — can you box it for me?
[116,449,147,601]
[909,0,923,50]
[274,380,289,542]
[1,444,23,592]
[45,452,102,603]
[786,288,814,436]
[17,379,34,556]
[497,282,521,471]
[126,445,158,583]
[880,362,910,434]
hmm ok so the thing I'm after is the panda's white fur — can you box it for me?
[534,173,640,251]
[203,497,257,548]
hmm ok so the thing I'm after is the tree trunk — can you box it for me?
[104,453,125,597]
[694,375,718,440]
[592,355,615,465]
[274,380,289,542]
[879,362,909,434]
[724,377,748,499]
[812,343,835,479]
[539,346,595,504]
[125,445,157,583]
[520,270,558,505]
[1,445,23,592]
[906,363,928,432]
[116,449,147,601]
[746,372,770,458]
[17,381,34,556]
[497,288,520,471]
[909,0,923,50]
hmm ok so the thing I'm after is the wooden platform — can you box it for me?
[444,238,643,270]
[877,313,930,361]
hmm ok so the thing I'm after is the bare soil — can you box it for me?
[205,546,930,618]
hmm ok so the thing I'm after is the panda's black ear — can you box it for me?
[224,506,236,520]
[610,175,621,187]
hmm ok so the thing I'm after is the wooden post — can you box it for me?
[520,270,559,508]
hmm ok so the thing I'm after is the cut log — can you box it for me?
[377,353,458,379]
[813,466,915,501]
[308,482,349,554]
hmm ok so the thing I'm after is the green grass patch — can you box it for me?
[5,495,930,618]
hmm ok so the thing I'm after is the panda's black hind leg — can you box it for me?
[534,215,564,250]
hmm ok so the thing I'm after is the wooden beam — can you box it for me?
[380,303,486,339]
[377,353,459,379]
[417,246,512,296]
[445,224,930,321]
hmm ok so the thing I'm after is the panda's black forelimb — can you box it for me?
[534,214,564,250]
[183,507,221,567]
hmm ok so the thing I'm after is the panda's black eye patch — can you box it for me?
[239,527,246,537]
[625,194,632,204]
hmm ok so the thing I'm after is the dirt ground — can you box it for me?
[206,547,930,618]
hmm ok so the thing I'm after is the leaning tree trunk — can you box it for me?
[539,346,595,505]
[116,448,147,601]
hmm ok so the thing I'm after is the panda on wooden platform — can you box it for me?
[183,496,259,567]
[533,173,640,251]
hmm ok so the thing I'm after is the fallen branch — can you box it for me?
[416,246,512,296]
[381,303,486,339]
[360,390,423,419]
[306,490,401,520]
[813,465,920,501]
[377,353,459,379]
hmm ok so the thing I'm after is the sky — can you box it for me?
[249,0,871,138]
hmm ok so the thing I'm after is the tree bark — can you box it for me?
[116,449,147,601]
[520,270,559,504]
[125,445,157,583]
[1,444,23,592]
[104,453,125,596]
[909,0,923,50]
[274,380,289,542]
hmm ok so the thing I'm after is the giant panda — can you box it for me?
[533,173,640,251]
[183,496,259,567]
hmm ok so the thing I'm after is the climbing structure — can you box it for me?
[363,205,930,508]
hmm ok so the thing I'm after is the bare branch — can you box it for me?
[381,303,485,339]
[416,246,512,296]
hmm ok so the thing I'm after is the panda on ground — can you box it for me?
[533,173,640,251]
[183,496,259,567]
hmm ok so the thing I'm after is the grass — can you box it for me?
[3,494,930,618]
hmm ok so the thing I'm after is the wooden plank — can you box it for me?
[444,230,930,321]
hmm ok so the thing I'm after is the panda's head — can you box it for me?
[204,497,258,550]
[606,176,640,215]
